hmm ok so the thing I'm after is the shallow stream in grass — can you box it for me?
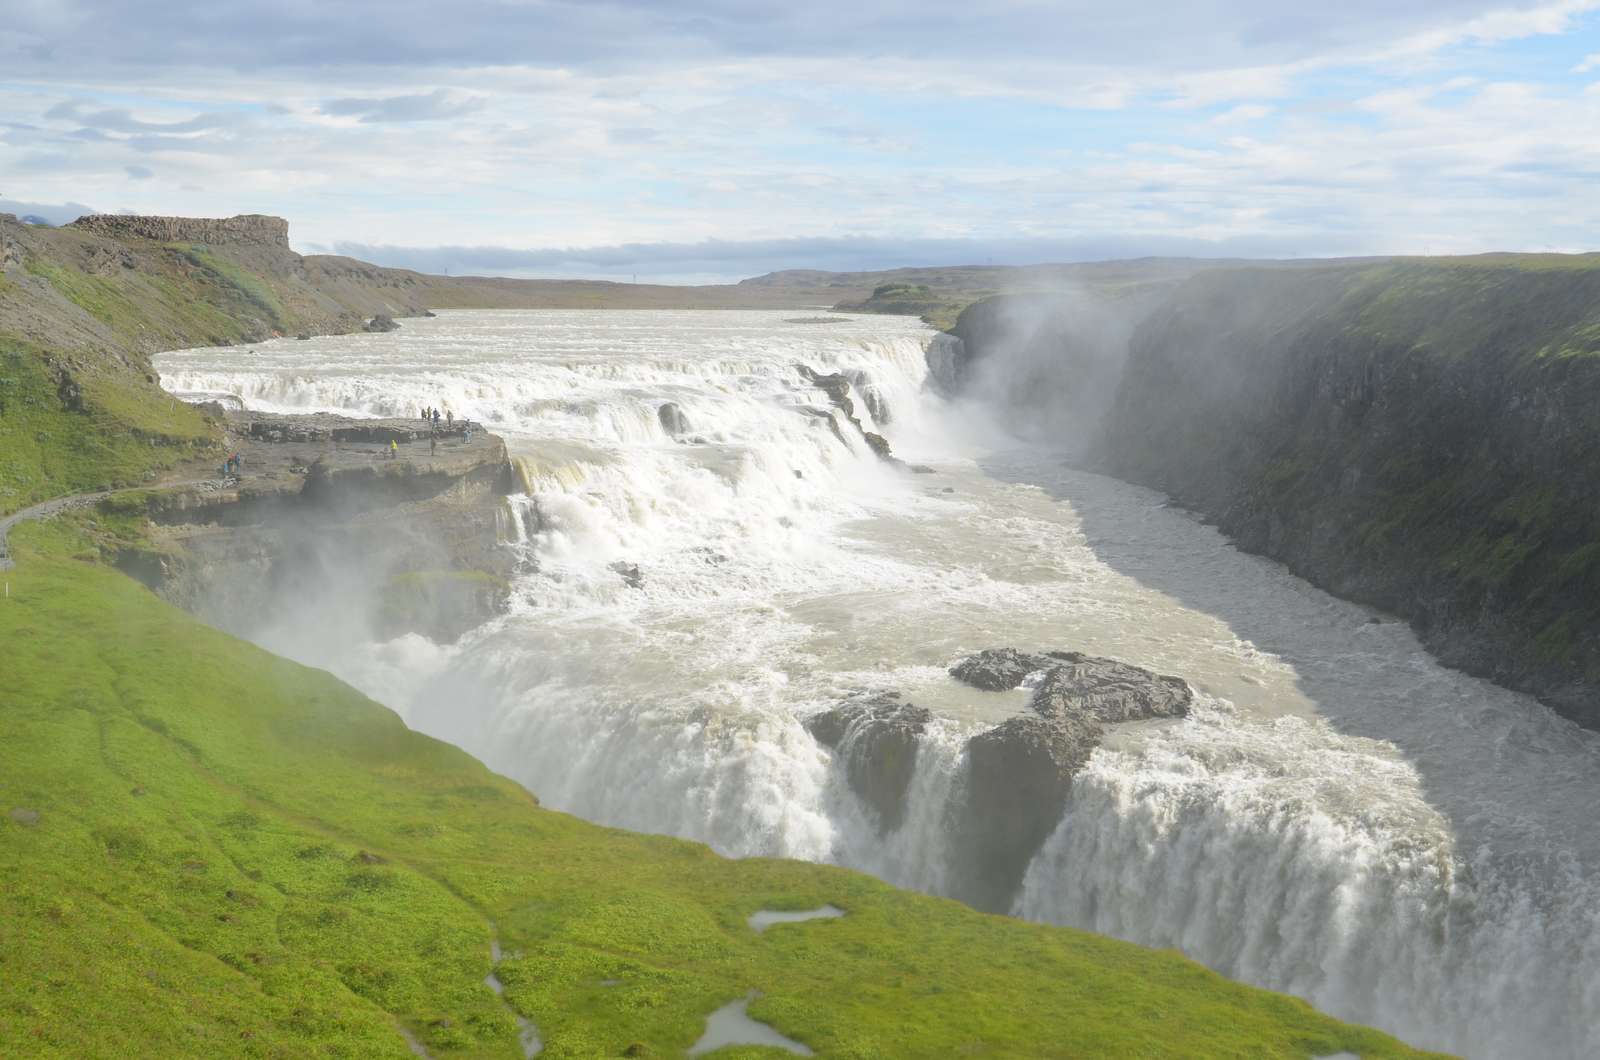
[159,309,1600,1058]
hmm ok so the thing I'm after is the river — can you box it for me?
[157,309,1600,1057]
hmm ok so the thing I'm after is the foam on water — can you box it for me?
[158,309,1600,1058]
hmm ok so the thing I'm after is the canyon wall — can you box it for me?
[952,259,1600,727]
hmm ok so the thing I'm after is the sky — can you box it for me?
[3,0,1598,282]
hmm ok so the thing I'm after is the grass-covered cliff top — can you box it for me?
[0,516,1441,1059]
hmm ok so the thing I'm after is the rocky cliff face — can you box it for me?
[952,260,1600,727]
[123,411,518,644]
[68,213,291,248]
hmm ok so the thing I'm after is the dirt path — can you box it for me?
[0,479,219,572]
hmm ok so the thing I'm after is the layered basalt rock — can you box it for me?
[68,213,292,248]
[806,692,932,833]
[944,647,1193,910]
[125,410,518,644]
[949,647,1058,691]
[954,708,1102,912]
[1028,652,1194,723]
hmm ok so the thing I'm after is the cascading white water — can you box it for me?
[158,309,1600,1058]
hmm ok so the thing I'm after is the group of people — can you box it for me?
[220,451,244,477]
[414,404,475,455]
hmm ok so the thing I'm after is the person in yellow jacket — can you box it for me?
[389,438,399,460]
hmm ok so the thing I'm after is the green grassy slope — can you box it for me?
[0,517,1441,1059]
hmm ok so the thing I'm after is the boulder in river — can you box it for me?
[796,364,855,413]
[609,561,644,589]
[1028,651,1193,723]
[658,402,692,438]
[364,314,400,333]
[953,709,1102,912]
[949,647,1058,691]
[805,692,932,833]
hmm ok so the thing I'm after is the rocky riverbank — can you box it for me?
[119,409,518,643]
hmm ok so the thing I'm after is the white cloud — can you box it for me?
[1575,52,1600,72]
[1211,104,1274,125]
[1,1,1598,273]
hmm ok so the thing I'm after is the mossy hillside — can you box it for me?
[0,215,445,515]
[0,333,215,515]
[0,519,1441,1059]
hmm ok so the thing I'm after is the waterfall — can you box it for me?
[157,309,1600,1058]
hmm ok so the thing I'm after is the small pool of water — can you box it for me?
[488,934,543,1057]
[748,905,845,933]
[689,994,813,1057]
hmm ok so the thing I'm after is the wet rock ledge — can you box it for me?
[807,648,1193,912]
[121,409,520,644]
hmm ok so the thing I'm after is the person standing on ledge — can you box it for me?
[389,438,399,460]
[446,409,454,430]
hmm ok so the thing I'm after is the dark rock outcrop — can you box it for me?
[364,314,400,333]
[954,710,1102,912]
[657,402,691,438]
[805,692,932,833]
[949,647,1056,691]
[944,647,1193,910]
[609,561,644,589]
[54,367,84,412]
[1028,652,1193,723]
[68,213,291,248]
[797,363,897,463]
[844,369,890,425]
[129,410,517,645]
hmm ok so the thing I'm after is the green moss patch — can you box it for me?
[0,334,217,515]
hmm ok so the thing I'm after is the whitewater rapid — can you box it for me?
[158,309,1600,1057]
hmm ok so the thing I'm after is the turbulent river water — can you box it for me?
[158,309,1600,1058]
